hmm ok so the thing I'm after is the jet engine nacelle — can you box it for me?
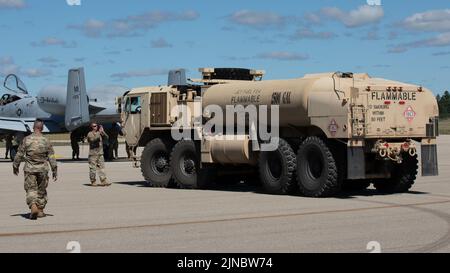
[37,87,67,116]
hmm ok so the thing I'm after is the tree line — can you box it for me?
[437,91,450,119]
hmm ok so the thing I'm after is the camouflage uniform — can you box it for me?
[107,123,125,160]
[13,133,57,209]
[87,131,109,184]
[5,135,12,159]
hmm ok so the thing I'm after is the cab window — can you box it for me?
[130,96,141,114]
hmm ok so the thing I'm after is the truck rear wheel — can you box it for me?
[297,137,341,197]
[258,138,297,195]
[141,138,173,188]
[374,155,418,194]
[171,140,213,189]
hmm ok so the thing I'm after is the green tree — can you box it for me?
[438,91,450,118]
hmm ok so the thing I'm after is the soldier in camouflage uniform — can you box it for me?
[5,135,12,159]
[70,131,80,161]
[13,120,58,220]
[87,123,111,187]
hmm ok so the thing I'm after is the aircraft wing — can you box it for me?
[0,117,50,133]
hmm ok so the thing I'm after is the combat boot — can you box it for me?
[37,208,46,218]
[30,204,39,220]
[100,179,112,187]
[91,181,100,187]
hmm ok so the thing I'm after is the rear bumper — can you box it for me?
[346,138,439,179]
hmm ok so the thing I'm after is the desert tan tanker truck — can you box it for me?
[119,68,439,197]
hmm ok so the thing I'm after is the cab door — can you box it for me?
[123,95,142,146]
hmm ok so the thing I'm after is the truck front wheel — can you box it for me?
[141,138,173,188]
[297,137,341,197]
[374,155,418,194]
[258,138,297,195]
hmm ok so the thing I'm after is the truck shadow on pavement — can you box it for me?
[335,189,429,199]
[115,181,267,193]
[115,181,429,198]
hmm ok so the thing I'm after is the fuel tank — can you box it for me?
[202,72,439,138]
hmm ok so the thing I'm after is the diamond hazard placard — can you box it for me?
[404,106,416,122]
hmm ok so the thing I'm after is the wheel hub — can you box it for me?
[155,157,168,169]
[151,154,169,174]
[183,158,196,175]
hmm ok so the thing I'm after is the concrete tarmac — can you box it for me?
[0,138,449,253]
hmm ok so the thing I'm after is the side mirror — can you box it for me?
[115,97,123,114]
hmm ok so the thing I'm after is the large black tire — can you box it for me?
[140,138,173,188]
[170,140,214,189]
[297,137,341,197]
[374,155,418,194]
[258,138,297,195]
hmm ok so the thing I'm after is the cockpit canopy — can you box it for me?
[3,74,28,94]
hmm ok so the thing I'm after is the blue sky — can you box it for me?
[0,0,449,98]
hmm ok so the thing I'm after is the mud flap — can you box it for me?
[422,144,439,176]
[347,147,365,179]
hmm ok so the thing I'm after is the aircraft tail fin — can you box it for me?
[65,68,90,131]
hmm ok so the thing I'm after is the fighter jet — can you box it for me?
[0,68,123,160]
[0,74,65,133]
